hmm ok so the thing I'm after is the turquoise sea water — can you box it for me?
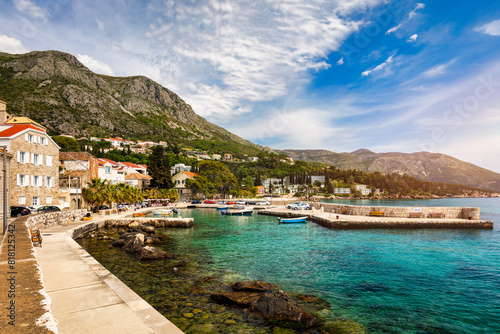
[164,198,500,333]
[80,198,500,333]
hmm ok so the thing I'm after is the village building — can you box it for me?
[97,158,125,184]
[172,171,199,200]
[0,147,12,220]
[334,188,351,195]
[0,102,59,208]
[59,152,99,209]
[170,163,192,176]
[311,175,326,184]
[223,153,233,161]
[354,184,372,196]
[256,185,265,195]
[125,173,152,189]
[118,161,148,175]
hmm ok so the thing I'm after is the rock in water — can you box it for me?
[231,280,272,292]
[250,290,318,326]
[122,233,145,253]
[139,246,177,260]
[211,291,263,308]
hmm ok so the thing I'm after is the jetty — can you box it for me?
[258,202,493,229]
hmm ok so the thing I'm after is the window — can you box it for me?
[17,174,28,186]
[17,151,29,163]
[32,197,39,206]
[26,134,34,142]
[46,155,52,167]
[32,175,42,187]
[32,153,40,165]
[39,137,46,145]
[45,176,54,187]
[19,196,26,204]
[105,166,111,173]
[46,196,52,204]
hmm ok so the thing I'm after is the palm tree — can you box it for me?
[82,178,111,211]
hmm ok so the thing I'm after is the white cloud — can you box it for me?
[476,20,500,36]
[13,0,49,21]
[337,57,344,65]
[0,34,28,54]
[76,54,115,76]
[386,24,402,35]
[408,3,425,20]
[361,53,396,77]
[146,0,383,119]
[408,34,418,42]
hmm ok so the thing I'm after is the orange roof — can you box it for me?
[182,171,199,178]
[0,100,6,103]
[97,158,118,165]
[120,161,143,169]
[125,172,152,180]
[0,124,46,138]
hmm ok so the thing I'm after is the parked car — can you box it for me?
[256,201,270,205]
[286,202,302,209]
[37,205,61,213]
[10,206,31,217]
[236,200,246,205]
[245,201,256,205]
[191,200,201,204]
[99,205,110,210]
[204,200,216,204]
[289,203,311,210]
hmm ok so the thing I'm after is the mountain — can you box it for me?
[277,149,500,193]
[0,50,261,154]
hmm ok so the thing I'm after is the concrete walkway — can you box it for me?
[35,212,184,334]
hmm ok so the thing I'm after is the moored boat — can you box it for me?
[221,208,253,216]
[278,216,307,224]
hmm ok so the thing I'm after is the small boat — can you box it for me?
[217,206,229,210]
[221,209,253,216]
[152,209,173,217]
[278,217,307,224]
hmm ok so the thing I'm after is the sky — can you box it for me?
[1,0,500,172]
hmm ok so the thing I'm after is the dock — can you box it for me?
[258,204,493,229]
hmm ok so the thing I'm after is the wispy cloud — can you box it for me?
[337,57,344,65]
[475,19,500,36]
[422,59,456,77]
[361,53,396,77]
[386,3,425,35]
[13,0,49,21]
[0,34,28,54]
[76,54,115,76]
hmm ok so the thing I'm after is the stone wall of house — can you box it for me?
[11,129,60,207]
[313,203,481,220]
[26,209,88,230]
[0,152,12,218]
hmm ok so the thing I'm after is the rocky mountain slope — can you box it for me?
[278,149,500,193]
[0,50,260,153]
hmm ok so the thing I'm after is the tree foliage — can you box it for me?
[53,136,80,152]
[148,146,173,189]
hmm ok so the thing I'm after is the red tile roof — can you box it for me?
[97,158,118,165]
[0,124,46,138]
[182,171,199,178]
[120,161,143,169]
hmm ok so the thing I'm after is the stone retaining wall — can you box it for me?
[104,218,194,228]
[27,209,88,230]
[312,203,480,220]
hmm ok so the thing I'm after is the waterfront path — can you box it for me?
[1,209,184,334]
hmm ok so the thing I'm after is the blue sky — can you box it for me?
[1,0,500,172]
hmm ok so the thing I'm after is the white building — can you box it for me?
[97,158,125,184]
[310,175,325,184]
[170,163,192,176]
[334,188,351,195]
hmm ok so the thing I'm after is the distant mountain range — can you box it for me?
[277,149,500,193]
[0,50,261,154]
[1,50,499,193]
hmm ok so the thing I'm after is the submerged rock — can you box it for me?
[211,291,262,307]
[250,290,318,327]
[139,246,177,260]
[231,280,272,292]
[111,239,126,247]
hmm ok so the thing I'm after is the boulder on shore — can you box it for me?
[122,233,145,253]
[211,291,263,307]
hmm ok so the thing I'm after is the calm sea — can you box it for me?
[82,198,500,333]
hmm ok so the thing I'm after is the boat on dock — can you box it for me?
[278,217,308,224]
[217,206,229,210]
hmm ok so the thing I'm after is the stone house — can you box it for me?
[172,171,199,200]
[0,147,12,221]
[0,118,60,207]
